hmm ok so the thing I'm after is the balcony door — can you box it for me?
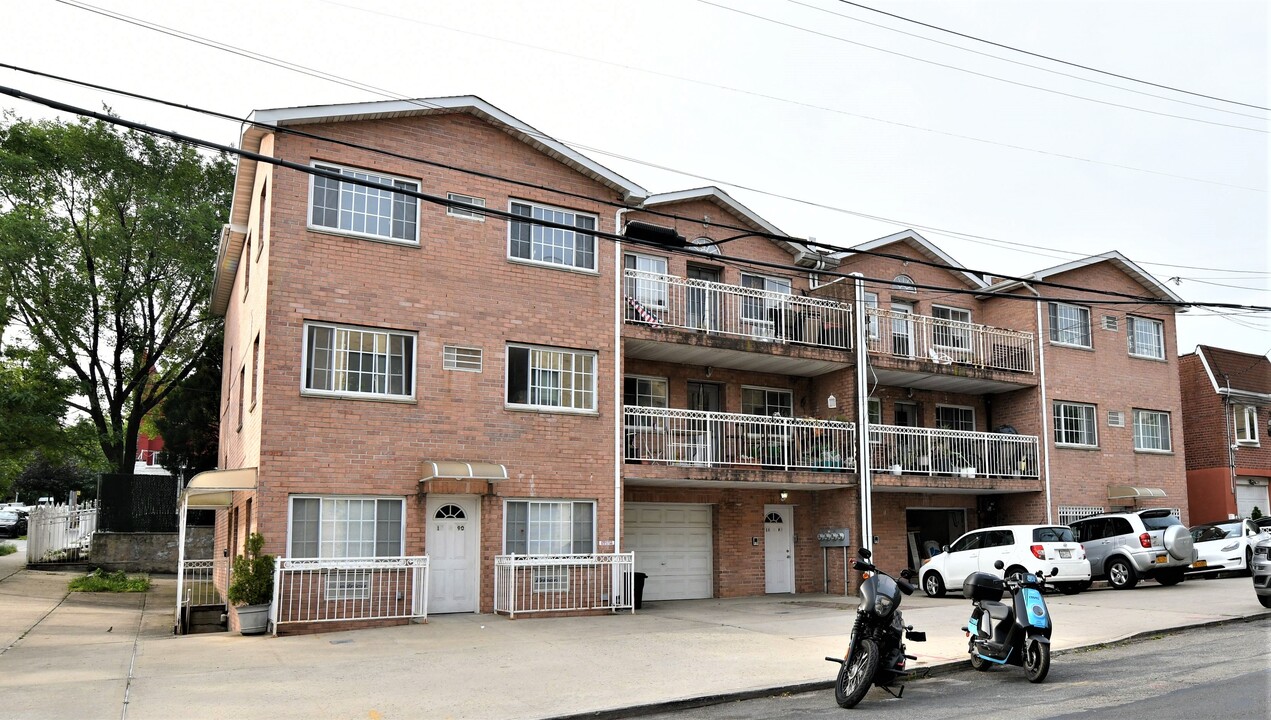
[891,301,914,357]
[687,265,720,331]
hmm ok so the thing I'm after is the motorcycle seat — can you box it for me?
[980,600,1012,622]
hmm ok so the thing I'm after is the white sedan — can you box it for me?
[1187,519,1269,576]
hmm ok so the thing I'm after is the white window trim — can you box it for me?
[1054,401,1099,448]
[506,199,600,274]
[505,343,599,414]
[935,404,976,431]
[741,385,794,417]
[446,192,487,221]
[623,374,669,407]
[501,498,597,556]
[624,252,670,310]
[286,495,407,560]
[1235,405,1260,445]
[1132,409,1173,453]
[1049,302,1092,349]
[931,304,973,350]
[443,345,483,373]
[1126,316,1166,360]
[307,161,421,246]
[300,321,417,402]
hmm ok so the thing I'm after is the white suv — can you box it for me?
[919,524,1091,597]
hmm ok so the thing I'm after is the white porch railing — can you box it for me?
[26,502,97,564]
[494,553,635,618]
[624,269,852,349]
[865,307,1035,373]
[271,556,430,633]
[625,406,855,472]
[179,558,226,608]
[869,425,1040,478]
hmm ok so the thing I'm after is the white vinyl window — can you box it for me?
[1133,409,1172,452]
[1054,401,1098,447]
[624,253,669,311]
[310,162,419,243]
[289,496,405,559]
[623,375,668,409]
[446,192,486,220]
[1235,405,1259,445]
[863,292,880,340]
[741,274,792,326]
[508,200,597,271]
[892,274,917,293]
[303,323,415,400]
[1126,316,1165,359]
[936,405,975,432]
[443,345,483,372]
[932,306,972,350]
[742,386,793,417]
[1048,303,1092,348]
[504,500,595,555]
[506,344,596,412]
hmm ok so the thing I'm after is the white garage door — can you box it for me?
[626,503,713,601]
[1237,482,1269,519]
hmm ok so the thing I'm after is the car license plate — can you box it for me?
[1059,549,1071,558]
[1155,554,1168,564]
[1192,560,1208,568]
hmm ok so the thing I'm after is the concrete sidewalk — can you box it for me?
[0,561,1267,720]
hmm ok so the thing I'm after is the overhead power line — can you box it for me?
[833,0,1271,111]
[5,84,1268,315]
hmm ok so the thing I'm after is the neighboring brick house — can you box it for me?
[1179,346,1271,522]
[195,95,1192,632]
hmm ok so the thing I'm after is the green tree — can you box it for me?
[13,451,99,503]
[154,327,222,480]
[0,114,232,475]
[0,348,75,499]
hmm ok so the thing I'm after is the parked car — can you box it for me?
[1253,516,1271,531]
[1069,509,1194,590]
[0,510,28,538]
[1252,535,1271,608]
[1187,519,1268,576]
[919,524,1091,598]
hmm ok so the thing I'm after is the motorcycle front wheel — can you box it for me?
[1023,638,1050,683]
[835,638,880,708]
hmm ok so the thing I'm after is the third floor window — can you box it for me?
[1126,316,1164,359]
[509,200,597,271]
[1048,302,1091,348]
[310,162,419,243]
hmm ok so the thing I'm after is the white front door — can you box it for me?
[426,495,479,613]
[764,505,794,594]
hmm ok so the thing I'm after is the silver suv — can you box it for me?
[1069,509,1194,590]
[1252,535,1271,608]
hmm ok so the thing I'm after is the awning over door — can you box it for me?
[1108,485,1167,500]
[419,461,508,482]
[181,467,258,508]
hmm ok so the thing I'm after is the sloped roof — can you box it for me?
[641,187,825,267]
[984,251,1185,305]
[1195,345,1271,398]
[829,229,987,289]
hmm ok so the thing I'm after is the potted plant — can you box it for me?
[227,532,275,635]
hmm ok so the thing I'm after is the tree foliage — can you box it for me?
[154,326,222,478]
[0,348,77,499]
[0,113,232,474]
[14,451,99,503]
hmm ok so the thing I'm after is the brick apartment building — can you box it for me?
[193,96,1191,631]
[1179,346,1271,522]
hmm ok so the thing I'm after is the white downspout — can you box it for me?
[852,273,872,555]
[175,494,189,633]
[613,208,630,555]
[1033,288,1054,522]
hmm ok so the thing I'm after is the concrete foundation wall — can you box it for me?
[91,527,214,573]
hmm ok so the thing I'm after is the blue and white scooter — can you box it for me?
[961,560,1058,683]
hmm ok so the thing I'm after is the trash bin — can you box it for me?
[634,572,648,610]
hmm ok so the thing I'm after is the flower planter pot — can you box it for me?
[235,603,271,635]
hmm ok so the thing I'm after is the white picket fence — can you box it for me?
[26,502,98,564]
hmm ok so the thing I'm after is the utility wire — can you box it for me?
[833,0,1270,111]
[52,0,1264,193]
[698,0,1266,133]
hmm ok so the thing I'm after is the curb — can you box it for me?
[549,612,1269,720]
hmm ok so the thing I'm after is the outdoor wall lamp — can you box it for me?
[780,491,789,502]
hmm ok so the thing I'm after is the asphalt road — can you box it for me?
[629,616,1271,720]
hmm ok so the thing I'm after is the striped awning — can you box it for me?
[1108,485,1167,500]
[419,461,508,482]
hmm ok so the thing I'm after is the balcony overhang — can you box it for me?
[624,336,849,377]
[624,468,856,491]
[871,366,1035,395]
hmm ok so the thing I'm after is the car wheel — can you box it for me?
[923,571,946,598]
[1245,548,1254,577]
[1107,558,1138,590]
[1259,595,1271,609]
[1155,568,1185,586]
[1056,582,1083,595]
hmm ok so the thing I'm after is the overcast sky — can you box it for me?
[3,0,1267,356]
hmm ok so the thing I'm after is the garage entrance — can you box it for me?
[905,508,966,569]
[626,503,713,601]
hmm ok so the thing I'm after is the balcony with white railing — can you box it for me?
[624,406,856,473]
[623,269,852,350]
[271,556,430,633]
[865,307,1035,374]
[868,424,1040,479]
[494,553,635,618]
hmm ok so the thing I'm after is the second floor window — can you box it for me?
[1054,401,1097,447]
[1235,405,1260,444]
[742,386,793,417]
[509,201,597,271]
[1133,409,1172,452]
[506,344,596,412]
[310,162,419,243]
[932,306,972,350]
[304,322,415,400]
[1126,316,1165,359]
[1049,303,1091,348]
[936,405,975,432]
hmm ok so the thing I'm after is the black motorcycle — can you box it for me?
[825,547,926,708]
[962,560,1058,683]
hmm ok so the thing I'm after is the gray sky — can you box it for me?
[3,0,1267,355]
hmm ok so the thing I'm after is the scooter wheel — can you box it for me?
[835,638,880,708]
[1024,638,1050,683]
[970,652,992,672]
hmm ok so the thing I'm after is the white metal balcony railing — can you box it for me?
[865,307,1035,373]
[869,425,1040,479]
[494,553,635,618]
[623,269,852,348]
[624,406,855,472]
[271,556,430,633]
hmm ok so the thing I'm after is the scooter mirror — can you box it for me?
[993,560,1005,570]
[858,547,873,560]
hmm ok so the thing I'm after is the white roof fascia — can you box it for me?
[1196,346,1224,395]
[842,229,987,289]
[1018,251,1185,305]
[643,186,824,264]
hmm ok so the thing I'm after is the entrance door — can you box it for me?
[426,496,479,613]
[689,381,724,463]
[687,265,721,331]
[891,301,914,357]
[764,505,794,593]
